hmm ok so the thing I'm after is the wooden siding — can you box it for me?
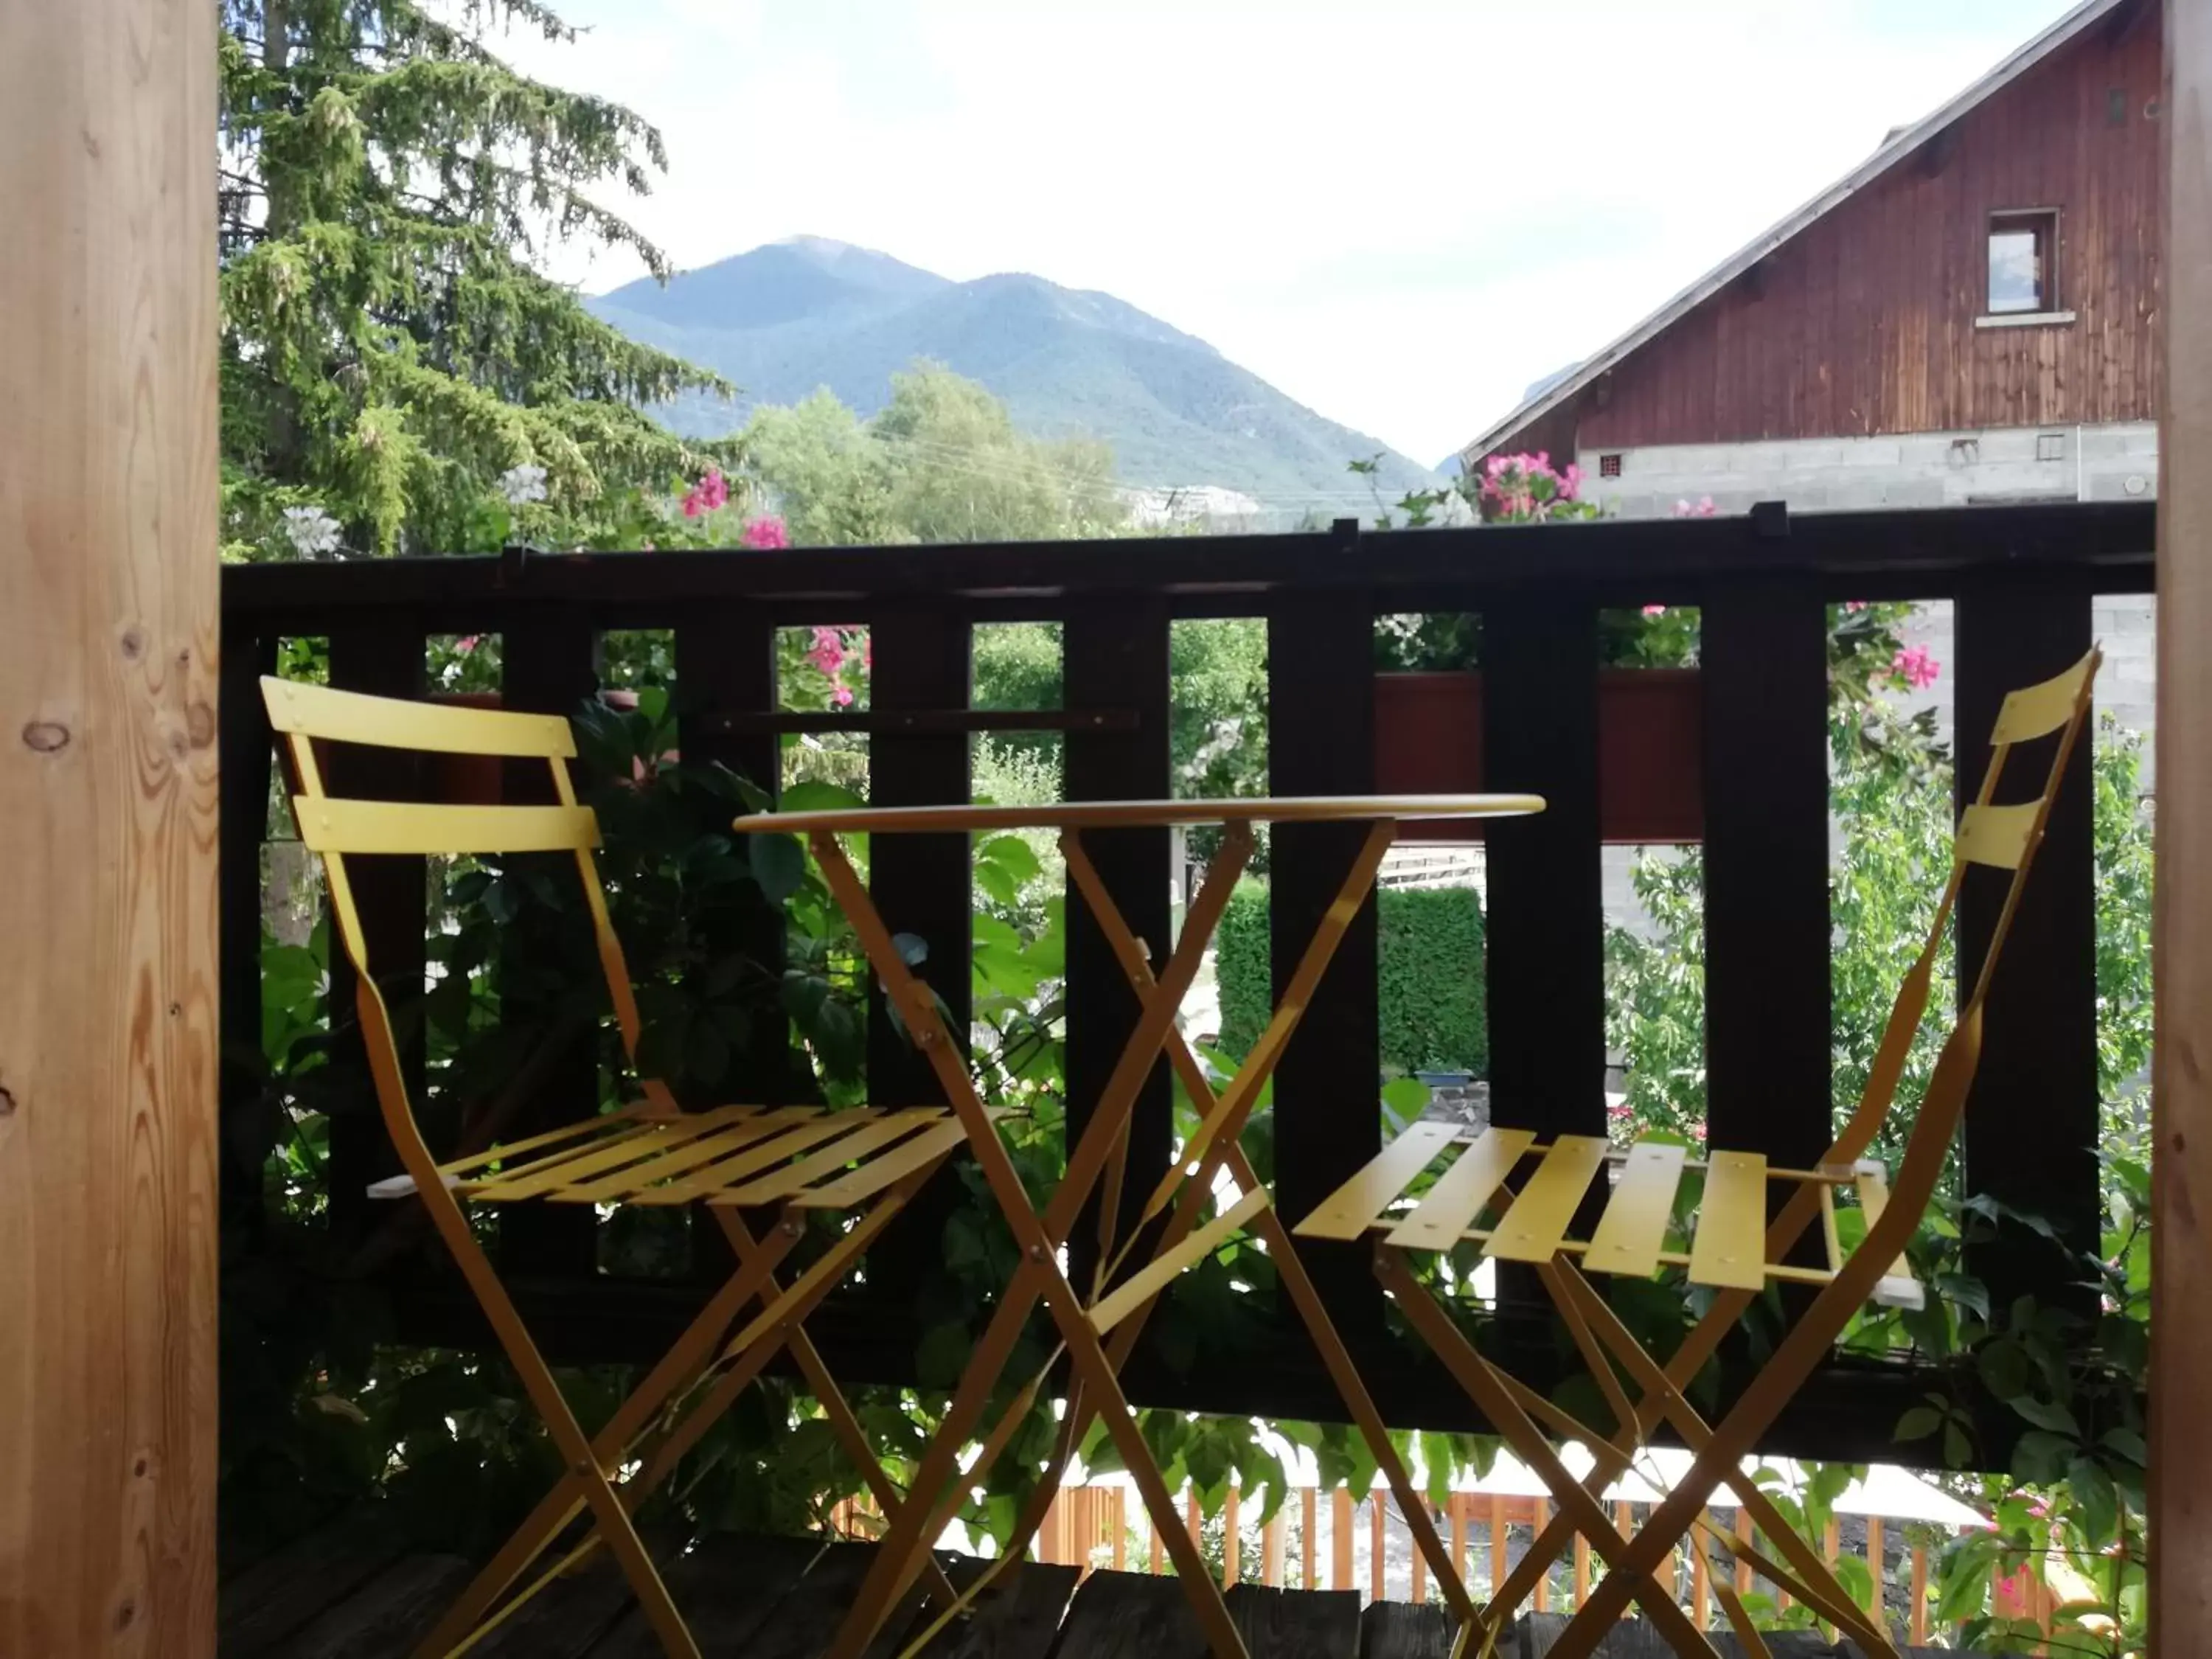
[1556,4,2162,451]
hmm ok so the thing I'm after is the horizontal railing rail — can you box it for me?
[220,500,2155,1464]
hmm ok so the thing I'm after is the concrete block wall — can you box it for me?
[1570,423,2158,953]
[1579,422,2158,517]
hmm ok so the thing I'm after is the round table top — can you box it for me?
[728,793,1545,835]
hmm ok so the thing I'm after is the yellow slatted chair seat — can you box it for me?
[1302,1124,1924,1308]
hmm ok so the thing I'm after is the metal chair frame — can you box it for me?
[1296,649,2102,1659]
[263,677,964,1659]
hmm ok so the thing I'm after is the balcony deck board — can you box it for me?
[214,1512,1977,1658]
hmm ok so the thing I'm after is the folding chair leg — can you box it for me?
[819,1253,1060,1659]
[413,1220,801,1658]
[1035,1270,1248,1658]
[409,1185,701,1659]
[706,1208,964,1612]
[1544,1263,1899,1659]
[1540,1259,1900,1659]
[1373,1247,1721,1658]
[1061,827,1478,1628]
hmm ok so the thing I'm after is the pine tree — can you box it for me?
[218,0,739,557]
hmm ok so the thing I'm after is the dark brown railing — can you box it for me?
[219,500,2154,1464]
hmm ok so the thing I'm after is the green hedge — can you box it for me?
[1211,880,1487,1077]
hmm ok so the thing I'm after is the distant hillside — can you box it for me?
[589,236,1439,510]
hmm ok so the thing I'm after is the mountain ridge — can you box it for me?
[590,237,1439,509]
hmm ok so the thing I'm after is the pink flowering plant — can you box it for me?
[1475,451,1601,524]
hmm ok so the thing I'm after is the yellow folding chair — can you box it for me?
[262,676,969,1659]
[1295,647,2101,1658]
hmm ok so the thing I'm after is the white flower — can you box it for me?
[500,463,548,507]
[281,505,343,559]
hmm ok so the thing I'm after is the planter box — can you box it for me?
[1374,668,1703,844]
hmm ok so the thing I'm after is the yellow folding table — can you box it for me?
[728,794,1542,1659]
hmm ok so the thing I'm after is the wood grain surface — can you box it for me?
[0,1,222,1655]
[2154,1,2212,1653]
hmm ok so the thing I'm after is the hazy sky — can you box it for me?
[511,0,2084,467]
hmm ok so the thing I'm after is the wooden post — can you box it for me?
[1301,1488,1317,1589]
[1334,1488,1354,1592]
[1263,1504,1285,1589]
[0,4,220,1657]
[1533,1498,1552,1613]
[1150,1511,1164,1576]
[2156,4,2212,1650]
[1492,1495,1510,1602]
[1223,1485,1241,1587]
[1735,1509,1756,1596]
[1865,1515,1884,1624]
[1910,1545,1930,1644]
[1450,1493,1470,1585]
[1371,1495,1385,1602]
[1821,1517,1842,1638]
[1411,1516,1427,1604]
[1111,1488,1127,1573]
[1187,1488,1202,1551]
[1692,1517,1711,1631]
[1575,1532,1590,1605]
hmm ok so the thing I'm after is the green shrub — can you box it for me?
[1211,880,1487,1077]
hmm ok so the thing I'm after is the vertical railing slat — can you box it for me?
[1270,568,1384,1343]
[1063,600,1172,1295]
[323,623,427,1253]
[1955,577,2099,1317]
[862,606,973,1306]
[675,603,785,1287]
[1701,575,1833,1181]
[220,625,279,1240]
[496,602,601,1276]
[1482,593,1607,1315]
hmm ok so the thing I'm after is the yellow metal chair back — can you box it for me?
[260,675,670,1200]
[1824,644,2101,1182]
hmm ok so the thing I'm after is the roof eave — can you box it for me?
[1453,0,2130,470]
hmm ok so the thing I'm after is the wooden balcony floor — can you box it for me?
[215,1512,1964,1658]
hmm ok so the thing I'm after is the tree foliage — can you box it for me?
[745,364,1127,546]
[218,0,740,558]
[1217,880,1489,1076]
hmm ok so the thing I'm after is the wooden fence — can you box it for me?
[830,1484,1943,1644]
[219,499,2155,1465]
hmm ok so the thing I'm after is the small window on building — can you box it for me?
[1989,210,2058,314]
[1599,453,1623,478]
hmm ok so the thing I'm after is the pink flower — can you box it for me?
[454,635,481,655]
[1891,644,1941,690]
[860,633,873,677]
[741,515,790,550]
[1843,600,1868,613]
[1641,604,1668,619]
[809,626,846,678]
[1560,462,1582,501]
[680,468,730,520]
[1672,496,1718,518]
[831,684,855,707]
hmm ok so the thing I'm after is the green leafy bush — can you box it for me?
[1214,880,1487,1077]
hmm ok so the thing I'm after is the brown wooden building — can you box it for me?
[1463,0,2164,515]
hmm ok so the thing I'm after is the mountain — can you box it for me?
[589,237,1440,511]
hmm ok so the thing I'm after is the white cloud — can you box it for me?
[509,0,2083,465]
